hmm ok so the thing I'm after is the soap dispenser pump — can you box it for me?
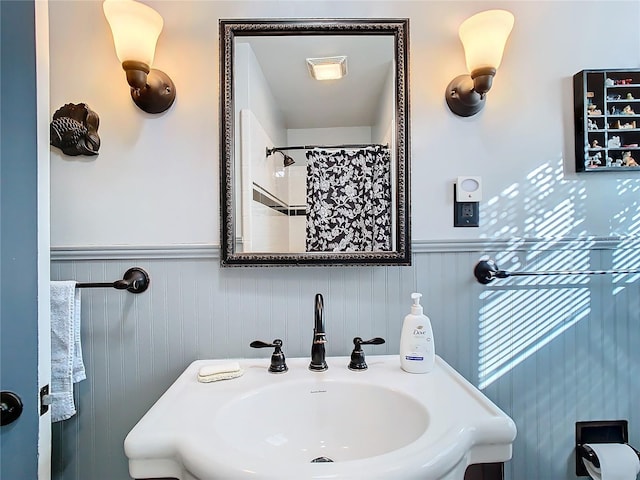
[399,293,435,373]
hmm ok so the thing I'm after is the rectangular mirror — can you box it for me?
[220,19,410,266]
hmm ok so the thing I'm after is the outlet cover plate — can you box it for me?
[454,185,479,227]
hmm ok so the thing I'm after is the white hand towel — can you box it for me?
[50,281,85,422]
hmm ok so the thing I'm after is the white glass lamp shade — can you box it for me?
[459,10,514,73]
[103,0,163,67]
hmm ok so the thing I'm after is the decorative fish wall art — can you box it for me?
[50,103,100,156]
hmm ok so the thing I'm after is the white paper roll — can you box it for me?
[583,443,640,480]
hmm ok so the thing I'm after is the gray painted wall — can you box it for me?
[1,1,40,477]
[51,240,640,480]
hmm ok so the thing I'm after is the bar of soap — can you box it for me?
[197,362,243,383]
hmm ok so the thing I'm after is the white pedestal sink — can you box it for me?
[125,355,516,480]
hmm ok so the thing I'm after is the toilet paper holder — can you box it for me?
[576,420,640,476]
[578,444,640,469]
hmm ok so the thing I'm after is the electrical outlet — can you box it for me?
[454,185,479,227]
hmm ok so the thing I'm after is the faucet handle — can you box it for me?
[250,339,288,373]
[348,337,385,371]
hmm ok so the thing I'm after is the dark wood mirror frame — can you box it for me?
[219,18,411,267]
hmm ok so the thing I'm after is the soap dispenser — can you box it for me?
[399,293,435,373]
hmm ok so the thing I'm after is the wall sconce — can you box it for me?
[445,9,514,117]
[103,0,176,114]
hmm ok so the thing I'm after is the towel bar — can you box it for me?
[474,259,640,284]
[75,267,149,293]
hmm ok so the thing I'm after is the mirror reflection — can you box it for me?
[220,19,410,266]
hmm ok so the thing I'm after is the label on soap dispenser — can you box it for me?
[405,354,424,361]
[404,325,431,361]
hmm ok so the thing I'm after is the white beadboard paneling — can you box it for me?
[51,242,640,480]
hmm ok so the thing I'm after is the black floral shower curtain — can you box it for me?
[305,145,392,252]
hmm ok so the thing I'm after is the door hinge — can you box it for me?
[40,385,51,416]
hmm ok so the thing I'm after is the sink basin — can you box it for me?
[125,355,516,480]
[217,380,428,463]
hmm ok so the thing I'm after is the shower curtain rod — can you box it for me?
[474,259,640,284]
[266,143,388,155]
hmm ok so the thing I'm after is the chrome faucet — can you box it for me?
[309,293,328,371]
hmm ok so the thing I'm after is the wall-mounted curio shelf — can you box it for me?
[574,69,640,172]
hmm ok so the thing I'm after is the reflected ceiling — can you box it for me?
[237,35,394,129]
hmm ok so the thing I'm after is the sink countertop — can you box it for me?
[125,355,516,480]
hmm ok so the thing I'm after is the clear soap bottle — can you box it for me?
[399,293,435,373]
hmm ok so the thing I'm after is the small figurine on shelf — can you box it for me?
[612,157,623,167]
[627,93,635,100]
[607,94,622,101]
[611,106,621,115]
[588,104,602,116]
[608,136,622,148]
[622,151,638,167]
[588,152,602,167]
[620,121,637,129]
[591,139,601,149]
[606,156,613,167]
[588,118,599,130]
[605,77,615,87]
[623,105,635,115]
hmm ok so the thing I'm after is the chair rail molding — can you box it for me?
[50,236,640,261]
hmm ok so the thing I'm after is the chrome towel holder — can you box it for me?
[474,259,640,285]
[75,267,149,294]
